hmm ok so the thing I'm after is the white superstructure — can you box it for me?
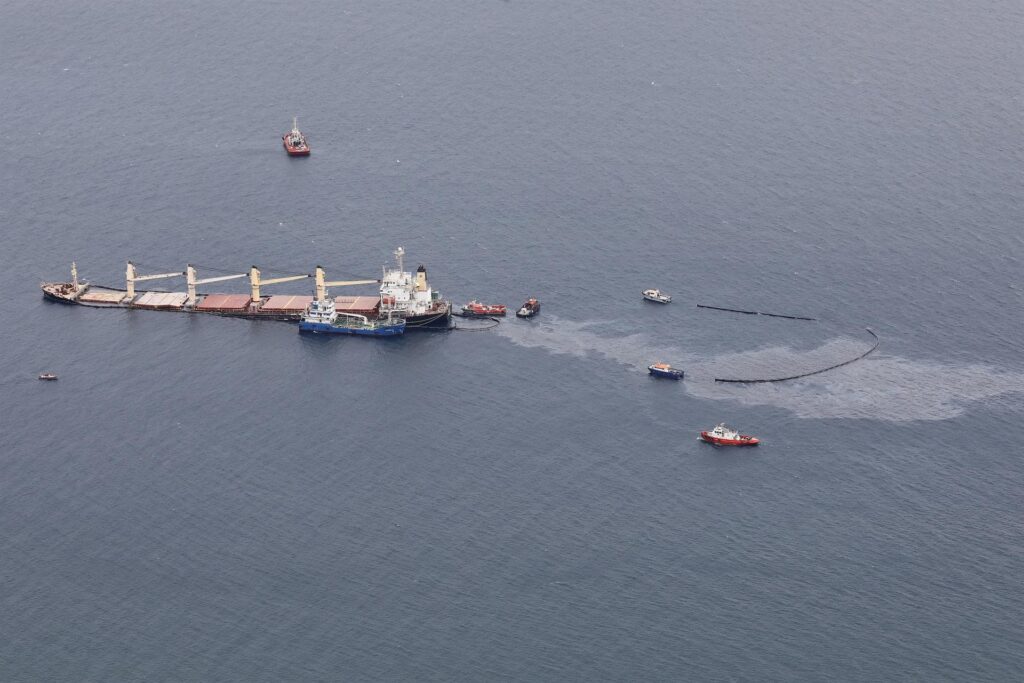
[643,288,672,304]
[303,297,337,324]
[709,423,740,440]
[379,246,445,318]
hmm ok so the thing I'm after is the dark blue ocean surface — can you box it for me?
[2,0,1022,679]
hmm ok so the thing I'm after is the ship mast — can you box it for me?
[71,262,78,290]
[394,246,405,274]
[292,116,299,135]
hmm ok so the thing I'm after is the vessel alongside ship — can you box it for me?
[282,117,310,156]
[41,248,452,330]
[299,298,405,336]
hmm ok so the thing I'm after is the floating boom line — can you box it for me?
[453,317,502,331]
[714,328,879,383]
[697,304,817,321]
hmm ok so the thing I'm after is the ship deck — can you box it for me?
[195,294,251,312]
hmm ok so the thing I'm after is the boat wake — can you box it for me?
[495,317,1024,421]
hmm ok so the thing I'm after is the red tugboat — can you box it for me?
[700,423,760,447]
[282,117,310,156]
[461,300,506,317]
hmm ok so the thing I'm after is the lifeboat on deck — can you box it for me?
[700,423,760,447]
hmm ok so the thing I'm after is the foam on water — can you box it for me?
[496,317,1024,421]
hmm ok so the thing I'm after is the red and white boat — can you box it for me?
[461,300,506,317]
[700,423,760,447]
[282,117,310,156]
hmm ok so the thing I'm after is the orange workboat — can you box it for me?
[461,300,507,317]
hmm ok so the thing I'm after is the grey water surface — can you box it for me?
[1,0,1023,680]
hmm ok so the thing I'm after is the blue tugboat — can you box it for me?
[299,298,405,336]
[648,363,684,379]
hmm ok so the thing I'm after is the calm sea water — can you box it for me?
[2,0,1023,680]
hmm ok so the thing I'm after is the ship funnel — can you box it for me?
[415,265,427,292]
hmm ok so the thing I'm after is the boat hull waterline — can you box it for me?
[298,320,405,336]
[699,424,760,447]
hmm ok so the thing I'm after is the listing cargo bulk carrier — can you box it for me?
[41,247,453,330]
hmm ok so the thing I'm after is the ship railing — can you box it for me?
[335,312,370,325]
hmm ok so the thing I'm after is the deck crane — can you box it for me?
[313,266,379,302]
[248,266,311,302]
[184,265,248,307]
[125,261,184,299]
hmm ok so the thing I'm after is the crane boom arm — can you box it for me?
[193,273,247,285]
[132,271,184,282]
[260,274,311,285]
[323,279,379,287]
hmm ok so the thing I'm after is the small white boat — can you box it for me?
[643,289,671,304]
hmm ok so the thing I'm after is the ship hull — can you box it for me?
[42,282,126,307]
[283,136,310,156]
[699,432,759,447]
[400,305,453,330]
[42,288,78,304]
[298,321,405,336]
